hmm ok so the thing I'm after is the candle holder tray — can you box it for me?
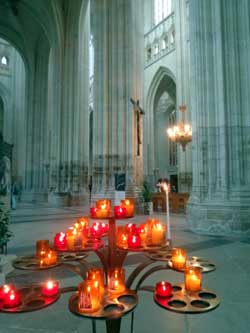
[154,283,220,313]
[12,256,63,271]
[168,256,216,273]
[69,289,137,320]
[56,238,104,253]
[116,239,171,253]
[145,249,172,262]
[0,285,60,313]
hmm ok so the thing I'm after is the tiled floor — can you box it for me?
[1,203,250,333]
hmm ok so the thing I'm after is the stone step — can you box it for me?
[9,206,89,224]
[10,212,85,224]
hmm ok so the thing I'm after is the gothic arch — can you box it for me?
[144,66,176,184]
[146,66,176,113]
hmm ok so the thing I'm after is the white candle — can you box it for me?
[164,183,170,239]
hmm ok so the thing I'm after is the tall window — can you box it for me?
[89,35,94,108]
[154,0,172,25]
[89,36,94,79]
[168,109,177,166]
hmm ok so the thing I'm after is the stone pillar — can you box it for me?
[25,36,50,202]
[91,0,144,202]
[187,0,250,235]
[175,0,192,192]
[48,0,90,206]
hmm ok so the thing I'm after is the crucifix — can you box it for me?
[130,98,145,156]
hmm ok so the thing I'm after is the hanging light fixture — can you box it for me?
[166,105,192,151]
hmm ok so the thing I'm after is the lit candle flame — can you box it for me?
[46,281,54,290]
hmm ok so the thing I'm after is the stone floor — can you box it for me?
[1,202,250,333]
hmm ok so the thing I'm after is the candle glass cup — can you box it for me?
[185,266,202,292]
[120,199,135,218]
[107,268,126,295]
[86,268,105,296]
[151,223,166,245]
[171,248,187,270]
[116,226,128,249]
[155,281,172,298]
[42,280,59,297]
[78,280,101,313]
[36,240,50,258]
[127,233,141,248]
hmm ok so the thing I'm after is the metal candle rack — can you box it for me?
[1,208,220,333]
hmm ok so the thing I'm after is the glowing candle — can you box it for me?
[43,249,57,266]
[42,280,59,297]
[138,224,147,246]
[0,284,15,301]
[171,248,187,270]
[95,200,111,219]
[95,207,110,219]
[66,228,76,251]
[3,290,21,308]
[90,222,103,238]
[77,217,89,236]
[78,280,101,313]
[36,240,50,258]
[127,233,141,248]
[114,206,126,219]
[86,268,105,296]
[185,266,202,292]
[116,226,128,248]
[96,199,111,210]
[54,232,67,250]
[151,223,166,245]
[90,207,98,218]
[107,268,126,295]
[125,223,137,233]
[101,222,109,234]
[120,199,135,217]
[155,281,172,297]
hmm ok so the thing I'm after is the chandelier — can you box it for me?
[166,105,192,151]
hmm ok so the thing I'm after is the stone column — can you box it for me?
[48,0,90,206]
[175,0,192,192]
[25,36,50,202]
[91,0,144,201]
[187,0,250,235]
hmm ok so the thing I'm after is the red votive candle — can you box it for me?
[101,222,109,233]
[127,233,141,248]
[90,222,103,238]
[3,290,21,308]
[114,206,127,219]
[54,232,67,250]
[42,280,59,297]
[0,284,15,302]
[125,223,137,233]
[90,207,98,218]
[155,281,172,297]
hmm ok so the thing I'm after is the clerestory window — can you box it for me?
[154,0,172,25]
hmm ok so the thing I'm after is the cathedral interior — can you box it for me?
[0,0,250,332]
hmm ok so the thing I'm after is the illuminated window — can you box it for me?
[169,109,177,166]
[89,35,94,78]
[1,56,8,66]
[154,0,172,25]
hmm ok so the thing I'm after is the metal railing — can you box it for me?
[144,12,175,66]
